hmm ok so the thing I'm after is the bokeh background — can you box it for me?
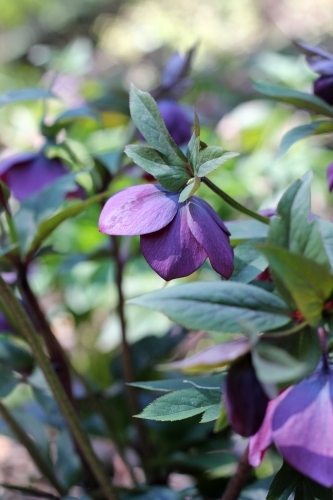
[0,0,333,495]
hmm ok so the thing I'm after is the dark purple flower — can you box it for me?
[0,151,85,201]
[314,75,333,105]
[98,184,233,281]
[327,163,333,192]
[294,41,333,105]
[157,100,192,146]
[224,354,269,437]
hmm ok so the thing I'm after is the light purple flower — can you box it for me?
[99,184,234,281]
[272,366,333,487]
[0,151,85,201]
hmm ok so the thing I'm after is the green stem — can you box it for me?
[0,275,118,500]
[5,211,18,247]
[202,177,270,225]
[0,402,65,496]
[220,445,252,500]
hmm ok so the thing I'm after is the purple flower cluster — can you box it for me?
[99,184,233,281]
[0,151,84,201]
[249,363,333,487]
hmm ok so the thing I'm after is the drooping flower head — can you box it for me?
[0,151,85,201]
[99,183,233,281]
[249,362,333,487]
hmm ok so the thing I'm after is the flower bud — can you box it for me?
[224,354,269,437]
[314,75,333,105]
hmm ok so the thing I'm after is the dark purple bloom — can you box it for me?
[327,163,333,192]
[295,41,333,105]
[314,75,333,105]
[99,184,233,281]
[157,100,192,146]
[0,151,84,201]
[224,354,269,437]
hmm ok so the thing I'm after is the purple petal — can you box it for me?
[140,203,207,280]
[163,338,250,371]
[249,389,291,467]
[314,75,333,105]
[272,373,333,487]
[0,152,76,201]
[99,184,179,236]
[224,354,269,437]
[327,163,333,192]
[187,197,234,279]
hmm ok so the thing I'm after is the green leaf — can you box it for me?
[0,88,57,106]
[226,220,269,244]
[278,120,333,158]
[260,246,333,326]
[232,241,268,282]
[54,106,101,126]
[55,429,81,489]
[137,388,221,421]
[129,84,187,164]
[186,133,200,171]
[252,342,307,384]
[125,144,191,191]
[195,146,239,176]
[253,81,333,118]
[130,374,224,392]
[26,190,111,258]
[128,281,292,333]
[267,173,330,305]
[318,218,333,270]
[0,366,19,397]
[200,404,222,423]
[0,337,34,373]
[266,462,297,500]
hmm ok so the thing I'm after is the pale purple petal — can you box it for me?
[272,374,333,487]
[249,389,291,467]
[163,338,250,371]
[186,197,234,279]
[0,152,36,176]
[140,203,207,280]
[99,184,179,236]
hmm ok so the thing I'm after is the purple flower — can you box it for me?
[295,41,333,105]
[99,184,234,281]
[0,151,85,202]
[314,75,333,105]
[224,354,269,437]
[272,366,333,487]
[157,100,192,146]
[327,163,333,192]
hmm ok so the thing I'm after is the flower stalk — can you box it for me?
[202,177,270,224]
